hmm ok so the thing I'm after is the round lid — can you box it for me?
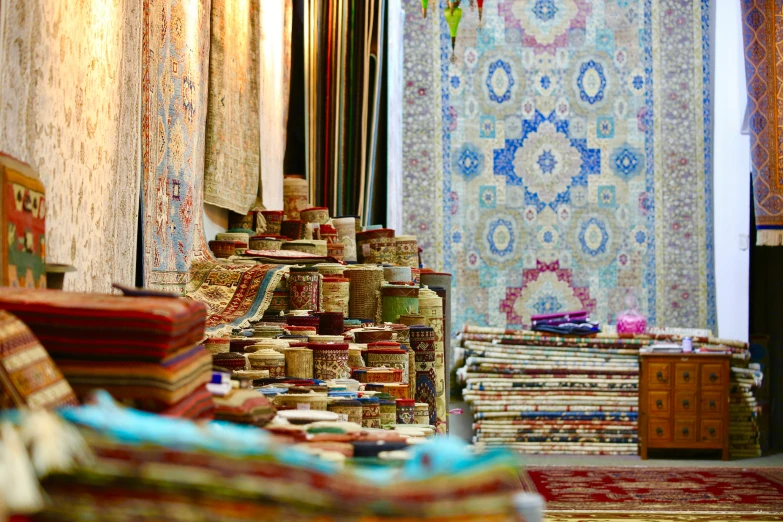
[308,342,349,350]
[396,399,416,406]
[323,277,350,283]
[250,235,286,240]
[247,349,284,360]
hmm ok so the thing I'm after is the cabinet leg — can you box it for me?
[722,447,729,461]
[641,444,648,460]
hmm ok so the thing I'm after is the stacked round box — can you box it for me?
[283,176,308,220]
[409,325,437,426]
[358,396,381,428]
[328,399,363,424]
[355,229,396,264]
[418,287,446,434]
[288,267,321,311]
[332,216,358,262]
[394,235,419,268]
[260,210,284,235]
[285,348,313,379]
[309,342,350,380]
[381,284,419,324]
[366,342,409,385]
[344,266,384,322]
[322,277,350,316]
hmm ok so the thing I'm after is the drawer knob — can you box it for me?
[682,399,689,408]
[683,371,690,381]
[656,399,663,408]
[656,427,663,436]
[709,400,716,409]
[709,372,718,382]
[657,371,665,381]
[709,427,716,437]
[682,427,689,436]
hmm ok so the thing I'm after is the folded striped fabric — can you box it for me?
[0,288,207,361]
[213,389,275,426]
[59,344,213,405]
[159,384,214,419]
[0,289,212,419]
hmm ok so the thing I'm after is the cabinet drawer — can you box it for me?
[701,419,723,442]
[648,420,671,441]
[701,391,723,416]
[674,418,697,441]
[674,363,697,387]
[701,363,724,387]
[648,391,671,415]
[674,390,697,414]
[648,362,671,388]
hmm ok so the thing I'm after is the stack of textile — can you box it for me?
[729,366,764,458]
[458,326,754,457]
[461,329,640,455]
[0,288,214,419]
[3,395,529,521]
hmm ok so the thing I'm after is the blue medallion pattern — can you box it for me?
[486,59,515,104]
[401,0,716,333]
[452,143,485,180]
[533,0,559,21]
[610,144,643,180]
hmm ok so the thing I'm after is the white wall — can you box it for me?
[714,0,750,342]
[203,204,228,243]
[386,0,404,232]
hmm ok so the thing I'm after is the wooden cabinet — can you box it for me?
[639,353,730,460]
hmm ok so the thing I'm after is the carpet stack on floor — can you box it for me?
[460,330,640,455]
[0,288,214,419]
[458,326,754,458]
[730,366,764,458]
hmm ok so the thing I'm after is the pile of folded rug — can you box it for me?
[459,325,754,457]
[2,397,526,521]
[0,288,214,419]
[729,365,763,458]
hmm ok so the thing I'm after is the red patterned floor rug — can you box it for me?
[519,467,783,521]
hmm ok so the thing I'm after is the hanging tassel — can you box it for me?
[756,229,783,246]
[477,0,484,26]
[0,422,45,514]
[445,2,463,63]
[20,410,93,477]
[422,0,428,18]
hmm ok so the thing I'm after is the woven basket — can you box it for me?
[285,348,313,379]
[344,266,384,321]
